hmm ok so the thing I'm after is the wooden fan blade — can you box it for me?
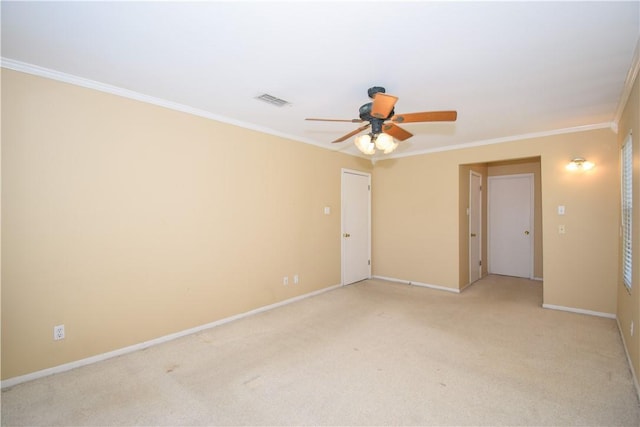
[371,93,398,119]
[382,123,413,141]
[332,124,371,143]
[306,118,364,123]
[391,110,457,123]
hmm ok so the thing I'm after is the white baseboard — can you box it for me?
[616,318,640,402]
[1,283,342,389]
[542,303,616,319]
[538,305,638,398]
[372,275,460,294]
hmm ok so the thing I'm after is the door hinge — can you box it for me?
[479,260,482,266]
[368,259,371,265]
[368,185,371,191]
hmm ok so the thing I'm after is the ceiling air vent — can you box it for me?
[255,93,290,107]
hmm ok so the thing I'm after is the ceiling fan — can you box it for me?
[306,86,457,155]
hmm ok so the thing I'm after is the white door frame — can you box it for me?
[469,171,482,284]
[341,168,371,285]
[487,173,534,279]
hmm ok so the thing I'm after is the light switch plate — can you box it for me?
[558,205,565,215]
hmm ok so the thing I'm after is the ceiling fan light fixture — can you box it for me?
[309,86,457,156]
[383,141,399,154]
[355,134,375,155]
[374,132,395,151]
[354,132,398,155]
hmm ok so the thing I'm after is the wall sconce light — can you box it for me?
[566,157,595,171]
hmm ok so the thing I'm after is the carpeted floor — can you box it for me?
[2,275,639,426]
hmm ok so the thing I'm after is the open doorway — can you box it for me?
[459,157,542,289]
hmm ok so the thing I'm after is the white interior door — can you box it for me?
[341,169,371,285]
[469,171,482,283]
[488,174,533,278]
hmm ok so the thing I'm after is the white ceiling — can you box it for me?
[2,1,639,158]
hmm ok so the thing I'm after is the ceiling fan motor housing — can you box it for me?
[359,102,394,122]
[370,118,384,135]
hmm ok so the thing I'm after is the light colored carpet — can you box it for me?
[2,275,639,426]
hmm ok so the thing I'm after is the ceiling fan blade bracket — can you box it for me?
[371,93,398,120]
[383,123,413,141]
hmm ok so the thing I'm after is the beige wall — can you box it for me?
[372,155,460,286]
[1,69,371,379]
[616,72,640,384]
[1,66,632,384]
[373,128,620,317]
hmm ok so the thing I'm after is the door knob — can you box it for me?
[524,230,530,235]
[343,233,351,238]
[470,233,476,237]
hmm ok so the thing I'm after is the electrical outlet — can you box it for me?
[53,324,65,341]
[294,274,299,284]
[283,276,288,286]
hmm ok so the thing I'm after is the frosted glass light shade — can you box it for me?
[383,141,399,154]
[374,133,394,151]
[566,158,595,171]
[354,132,397,155]
[355,134,375,155]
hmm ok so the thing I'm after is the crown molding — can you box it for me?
[0,57,620,161]
[0,57,330,151]
[386,122,613,159]
[612,36,640,132]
